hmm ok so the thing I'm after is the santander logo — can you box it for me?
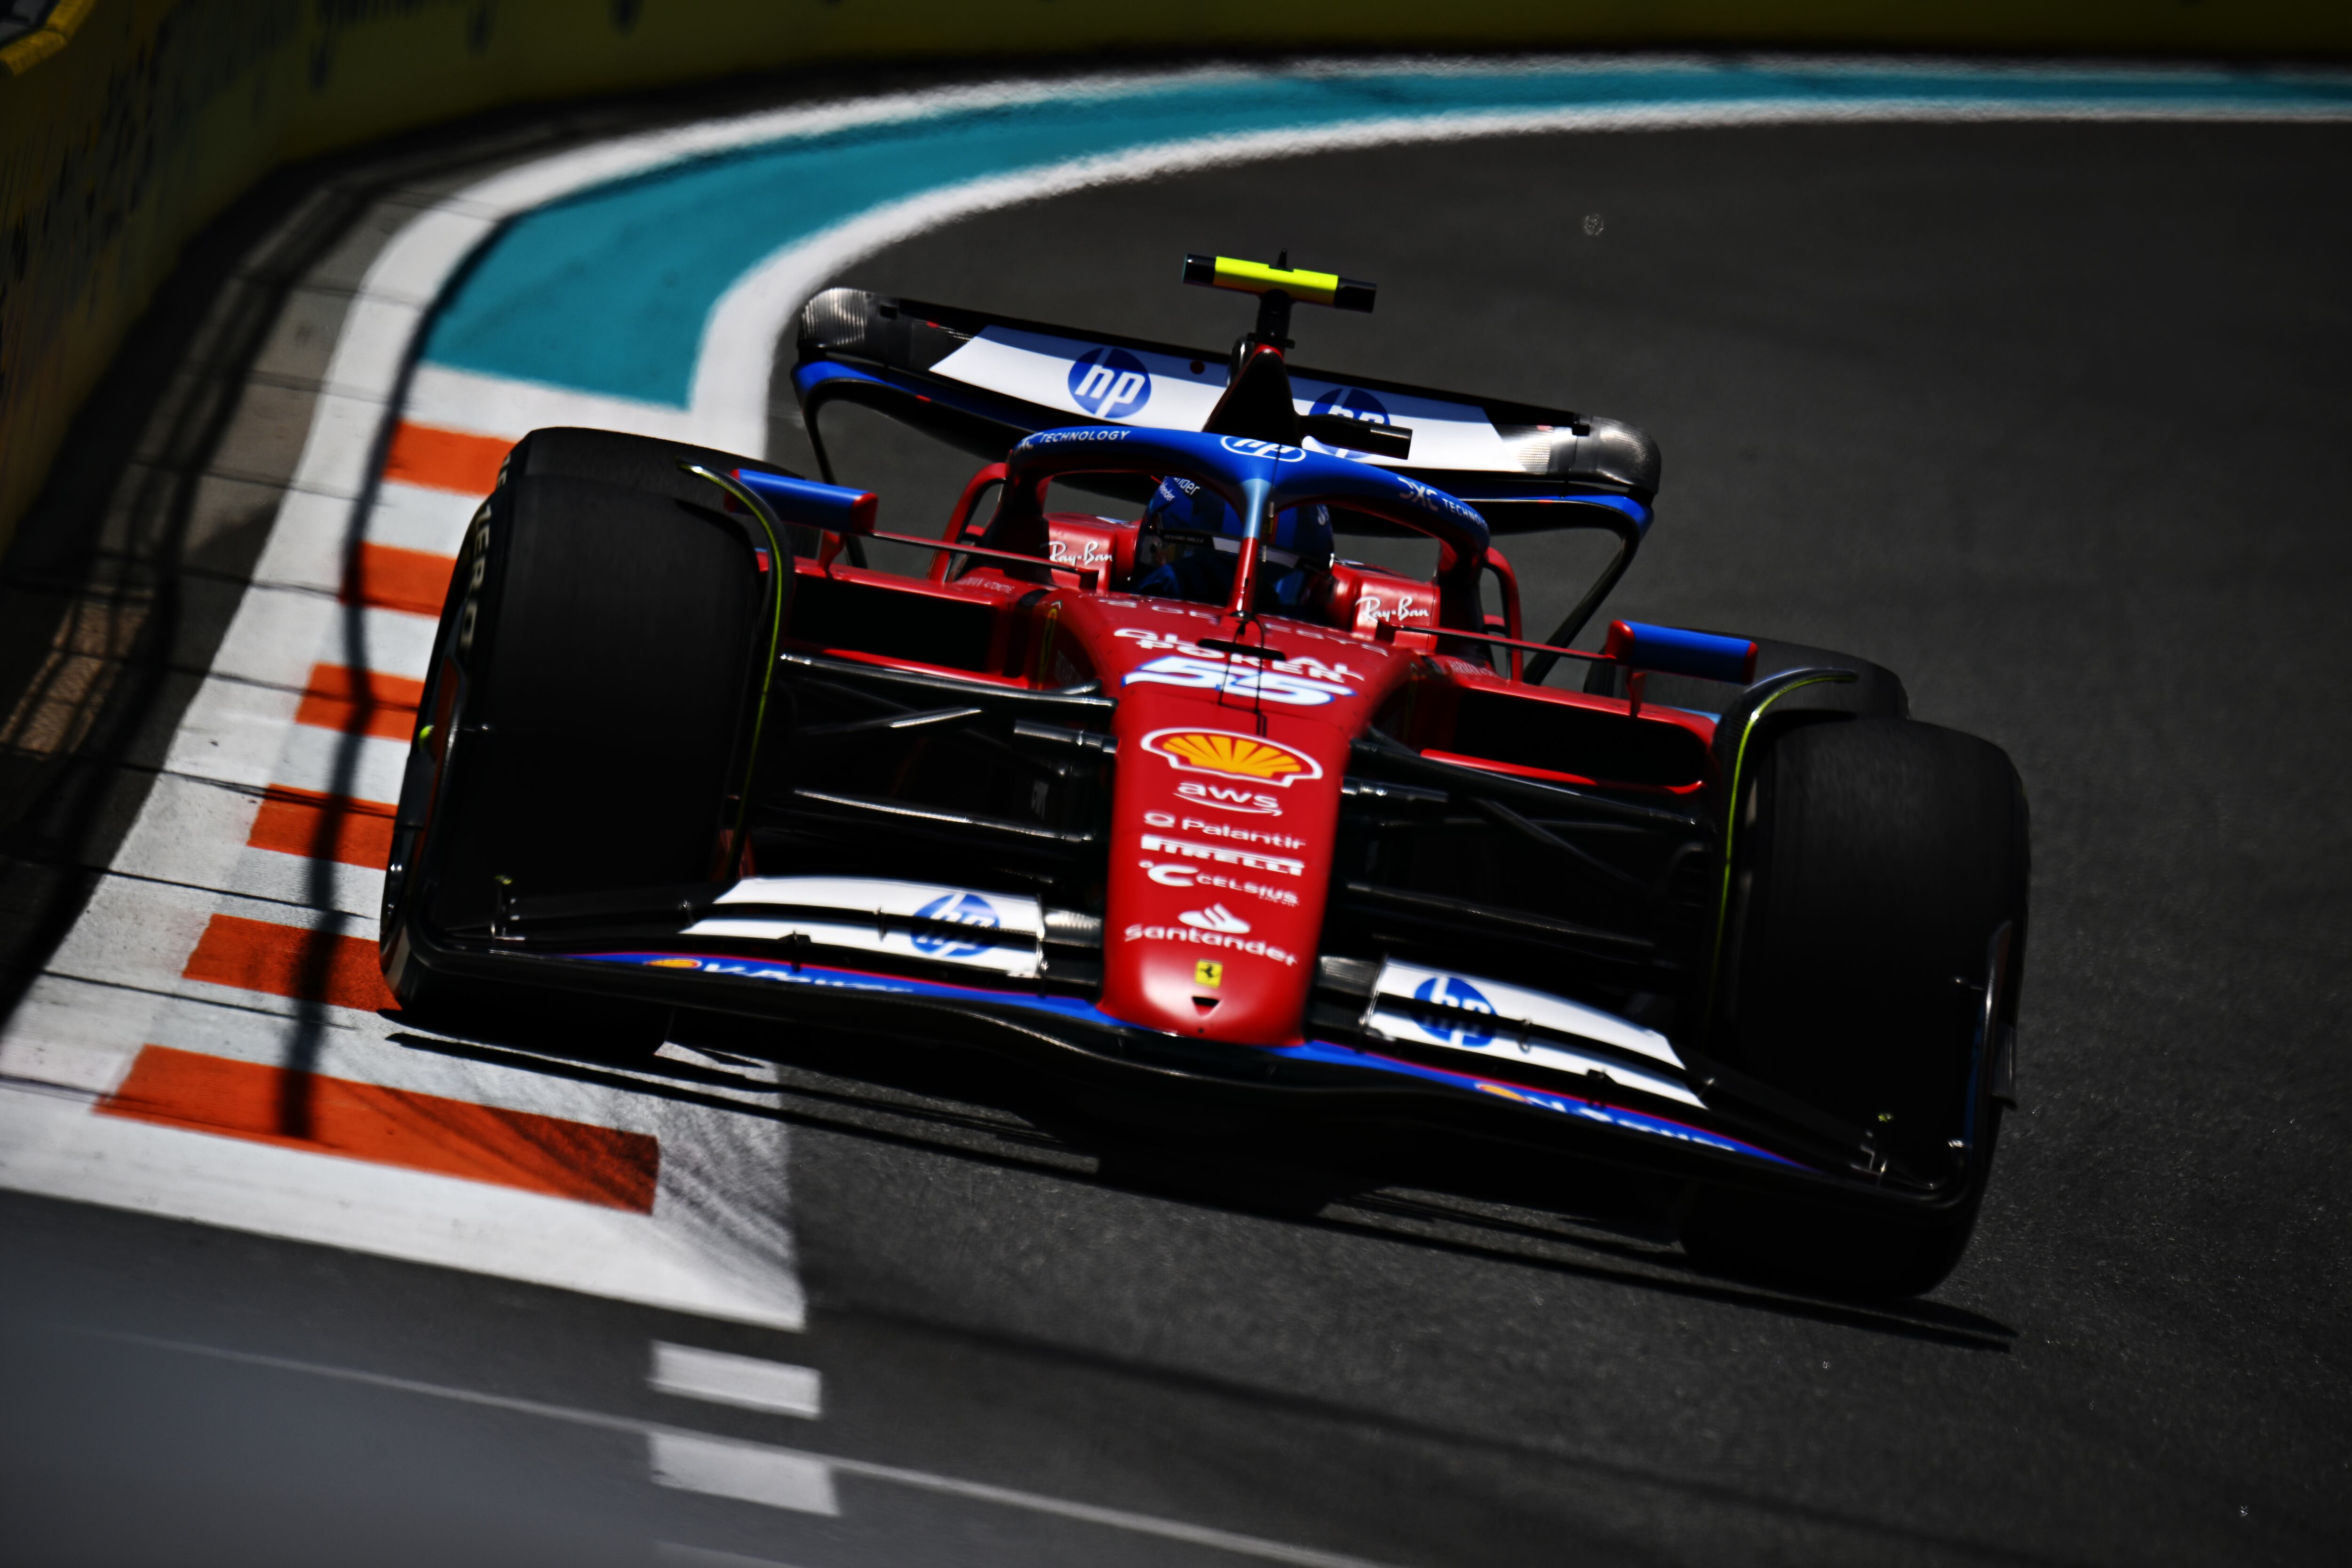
[1178,903,1251,935]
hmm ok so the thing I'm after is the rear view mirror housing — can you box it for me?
[1601,621,1759,685]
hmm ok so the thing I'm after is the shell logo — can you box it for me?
[1140,727,1325,787]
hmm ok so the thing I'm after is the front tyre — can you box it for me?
[1680,716,2028,1297]
[381,431,780,1035]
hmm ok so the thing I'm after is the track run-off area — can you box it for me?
[3,56,2349,1567]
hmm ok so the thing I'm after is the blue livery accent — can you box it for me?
[1008,424,1489,555]
[1309,386,1389,426]
[1610,621,1758,684]
[571,950,1803,1169]
[577,950,1144,1028]
[733,468,875,532]
[1267,1040,1805,1168]
[791,359,888,399]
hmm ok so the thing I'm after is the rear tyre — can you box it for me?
[1680,716,2028,1297]
[381,430,781,1042]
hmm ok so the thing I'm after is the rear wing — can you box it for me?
[791,288,1659,539]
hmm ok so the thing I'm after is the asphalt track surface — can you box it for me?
[5,71,2350,1568]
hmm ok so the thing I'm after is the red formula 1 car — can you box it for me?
[382,256,2027,1296]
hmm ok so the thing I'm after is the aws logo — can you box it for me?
[1177,780,1281,815]
[1068,348,1152,419]
[1141,729,1325,793]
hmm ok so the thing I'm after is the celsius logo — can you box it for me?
[1218,436,1306,462]
[910,891,1001,958]
[1179,903,1251,935]
[1068,348,1152,419]
[1412,974,1497,1048]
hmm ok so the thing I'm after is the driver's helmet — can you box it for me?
[1130,475,1334,609]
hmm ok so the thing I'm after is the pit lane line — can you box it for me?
[6,55,2348,1339]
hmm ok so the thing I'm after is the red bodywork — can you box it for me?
[777,509,1718,1049]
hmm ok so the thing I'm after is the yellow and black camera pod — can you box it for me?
[1183,252,1375,352]
[1183,253,1407,458]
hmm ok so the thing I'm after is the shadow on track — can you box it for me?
[386,1005,2017,1353]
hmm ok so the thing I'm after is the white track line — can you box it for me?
[652,1342,824,1418]
[404,364,709,446]
[652,1431,841,1515]
[100,1331,1415,1567]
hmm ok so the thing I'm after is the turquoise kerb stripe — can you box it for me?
[420,64,2352,408]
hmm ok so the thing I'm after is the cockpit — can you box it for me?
[1129,477,1332,613]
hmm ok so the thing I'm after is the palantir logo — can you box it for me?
[1412,974,1496,1048]
[1068,348,1152,420]
[910,892,1001,959]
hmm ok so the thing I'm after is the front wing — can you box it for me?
[390,915,2000,1222]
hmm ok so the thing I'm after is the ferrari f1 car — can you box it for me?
[382,255,2027,1296]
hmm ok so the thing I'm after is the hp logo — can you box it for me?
[1068,348,1152,420]
[1411,974,1496,1048]
[1309,386,1388,426]
[1217,436,1305,462]
[910,892,1001,959]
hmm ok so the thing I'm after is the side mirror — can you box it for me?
[732,469,877,534]
[1601,621,1758,685]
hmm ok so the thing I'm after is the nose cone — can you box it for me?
[1097,691,1345,1046]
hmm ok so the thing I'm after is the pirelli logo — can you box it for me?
[1139,833,1306,879]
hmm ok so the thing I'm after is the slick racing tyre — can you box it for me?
[1681,716,2028,1297]
[381,428,787,1035]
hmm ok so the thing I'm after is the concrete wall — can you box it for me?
[3,0,2345,555]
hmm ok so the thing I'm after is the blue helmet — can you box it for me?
[1132,475,1333,608]
[1140,475,1335,557]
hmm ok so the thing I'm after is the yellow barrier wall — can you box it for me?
[3,0,2346,553]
